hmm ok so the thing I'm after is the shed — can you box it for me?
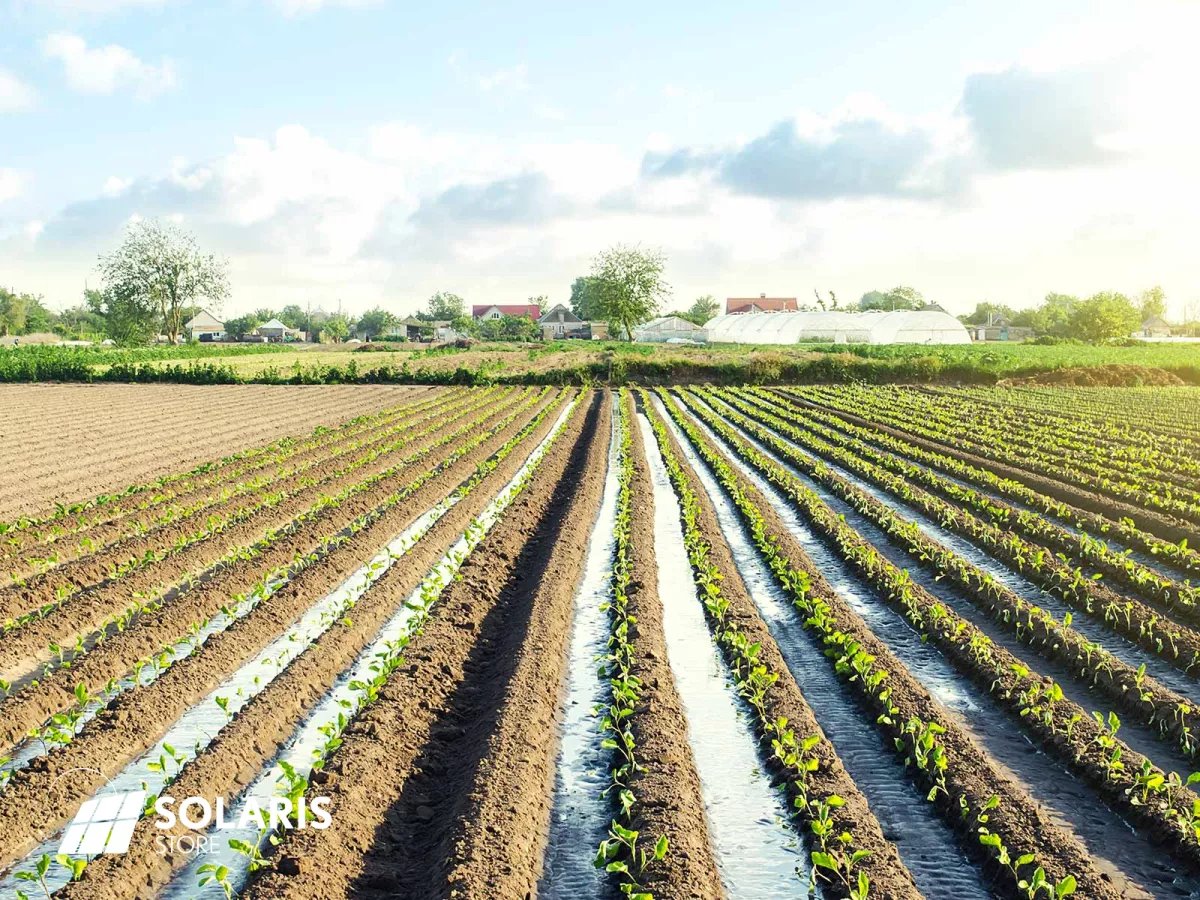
[633,316,707,343]
[706,310,972,345]
[1142,315,1172,338]
[255,318,292,341]
[184,309,225,341]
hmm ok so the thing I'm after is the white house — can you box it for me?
[256,318,292,341]
[184,309,225,341]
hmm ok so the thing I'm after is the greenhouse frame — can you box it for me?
[704,309,972,345]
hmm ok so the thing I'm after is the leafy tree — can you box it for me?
[87,285,160,346]
[569,276,604,320]
[98,220,230,344]
[55,301,106,339]
[278,304,310,332]
[961,302,1018,326]
[252,307,277,323]
[1137,286,1166,321]
[529,294,550,313]
[1068,292,1141,342]
[0,289,29,336]
[861,286,923,311]
[357,307,398,339]
[590,244,670,341]
[224,314,261,340]
[680,294,719,326]
[477,314,540,342]
[1030,293,1077,337]
[322,313,350,343]
[425,291,465,321]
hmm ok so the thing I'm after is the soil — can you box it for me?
[236,388,597,900]
[644,394,923,900]
[0,389,528,682]
[621,391,726,900]
[0,384,441,521]
[0,390,548,748]
[1001,364,1186,387]
[54,392,581,900]
[672,391,1124,900]
[775,389,1200,548]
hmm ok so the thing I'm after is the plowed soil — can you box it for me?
[0,384,438,520]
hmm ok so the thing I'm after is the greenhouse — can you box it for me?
[704,309,972,345]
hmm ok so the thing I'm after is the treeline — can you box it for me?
[957,287,1185,341]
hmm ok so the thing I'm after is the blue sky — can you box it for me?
[1,0,1197,319]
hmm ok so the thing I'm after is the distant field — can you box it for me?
[3,338,1199,384]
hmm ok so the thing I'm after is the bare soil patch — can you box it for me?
[0,384,437,521]
[1000,364,1186,387]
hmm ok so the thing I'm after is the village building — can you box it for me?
[471,304,542,321]
[725,294,799,315]
[538,304,586,339]
[1141,315,1172,338]
[183,309,226,342]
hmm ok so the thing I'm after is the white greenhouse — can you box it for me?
[704,310,972,346]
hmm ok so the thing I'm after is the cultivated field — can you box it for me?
[0,384,1198,900]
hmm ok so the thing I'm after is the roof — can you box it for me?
[538,304,583,324]
[706,309,972,346]
[184,309,224,330]
[1143,315,1170,328]
[259,318,288,330]
[636,316,702,332]
[726,297,799,315]
[472,304,542,318]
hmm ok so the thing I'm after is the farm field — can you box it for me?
[0,384,1198,900]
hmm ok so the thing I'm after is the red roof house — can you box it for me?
[472,304,543,321]
[725,294,799,315]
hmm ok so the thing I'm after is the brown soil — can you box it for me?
[644,394,922,900]
[672,395,1123,900]
[0,389,525,682]
[0,391,547,748]
[439,391,611,897]
[776,390,1200,548]
[1001,364,1186,387]
[0,384,439,521]
[0,386,465,575]
[622,391,726,900]
[236,389,597,900]
[53,392,579,900]
[0,387,477,618]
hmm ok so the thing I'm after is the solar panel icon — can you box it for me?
[59,790,147,855]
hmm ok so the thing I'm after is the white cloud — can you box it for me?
[478,63,528,93]
[41,32,177,98]
[533,104,565,122]
[0,169,24,202]
[101,175,132,196]
[0,68,36,112]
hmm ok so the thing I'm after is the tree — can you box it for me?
[224,314,261,340]
[680,294,719,326]
[1068,292,1141,342]
[98,220,230,344]
[961,302,1018,326]
[477,314,540,342]
[253,307,277,323]
[529,294,550,313]
[859,287,923,311]
[858,290,888,310]
[590,245,670,342]
[322,313,350,343]
[0,289,29,336]
[278,304,310,333]
[1138,286,1166,321]
[1030,293,1077,337]
[425,291,465,321]
[568,276,604,320]
[357,307,398,339]
[86,285,160,346]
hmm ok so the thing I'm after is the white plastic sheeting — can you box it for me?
[705,310,972,345]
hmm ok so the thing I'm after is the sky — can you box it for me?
[1,0,1198,321]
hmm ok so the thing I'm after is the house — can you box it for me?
[256,318,294,342]
[973,314,1033,342]
[471,304,542,321]
[538,304,586,339]
[725,294,799,315]
[1141,315,1172,338]
[184,309,225,342]
[634,316,706,343]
